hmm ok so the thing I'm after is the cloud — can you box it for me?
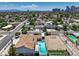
[0,4,38,10]
[20,4,38,9]
[0,5,18,10]
[0,4,50,11]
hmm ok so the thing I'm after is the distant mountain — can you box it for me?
[0,9,25,12]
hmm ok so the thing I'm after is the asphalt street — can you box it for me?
[0,19,28,51]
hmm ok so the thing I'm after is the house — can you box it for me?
[15,35,41,56]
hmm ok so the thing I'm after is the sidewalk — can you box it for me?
[13,36,20,45]
[0,35,7,41]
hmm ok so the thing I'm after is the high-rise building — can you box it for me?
[71,6,76,12]
[52,8,61,12]
[65,6,70,12]
[52,6,79,12]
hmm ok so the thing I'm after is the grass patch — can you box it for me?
[48,50,70,56]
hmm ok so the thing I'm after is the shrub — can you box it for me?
[8,44,17,56]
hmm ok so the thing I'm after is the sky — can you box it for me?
[0,2,79,11]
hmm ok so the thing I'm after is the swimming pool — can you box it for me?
[38,41,47,56]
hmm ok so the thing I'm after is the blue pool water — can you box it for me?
[38,41,47,55]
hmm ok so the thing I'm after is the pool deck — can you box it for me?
[45,35,67,50]
[38,41,47,55]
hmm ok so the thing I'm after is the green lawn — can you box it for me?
[48,50,70,56]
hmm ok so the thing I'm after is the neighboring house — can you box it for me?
[45,24,56,29]
[72,32,79,38]
[27,29,43,35]
[46,29,58,34]
[35,19,45,25]
[35,25,45,30]
[57,25,63,29]
[73,19,79,23]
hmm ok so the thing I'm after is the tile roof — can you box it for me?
[16,35,41,49]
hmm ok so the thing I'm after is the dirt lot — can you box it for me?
[45,35,67,50]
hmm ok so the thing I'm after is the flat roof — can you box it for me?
[45,35,67,50]
[16,35,41,49]
[73,19,79,22]
[72,32,79,37]
[2,25,12,29]
[68,35,77,43]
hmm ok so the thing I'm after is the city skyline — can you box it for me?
[0,2,79,11]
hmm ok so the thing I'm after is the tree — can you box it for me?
[60,14,63,18]
[65,13,70,18]
[35,52,39,56]
[22,28,27,34]
[22,30,27,34]
[71,24,77,31]
[15,16,20,22]
[63,24,68,31]
[15,32,20,36]
[0,22,8,28]
[52,19,58,25]
[28,18,36,25]
[8,44,17,56]
[43,26,47,32]
[57,17,63,24]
